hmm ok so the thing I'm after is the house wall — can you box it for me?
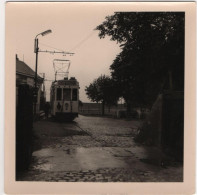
[16,73,42,114]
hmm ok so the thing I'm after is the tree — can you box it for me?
[85,75,119,115]
[96,12,184,109]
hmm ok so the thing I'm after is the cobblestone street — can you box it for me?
[16,115,183,182]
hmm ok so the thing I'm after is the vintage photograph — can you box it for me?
[12,3,185,182]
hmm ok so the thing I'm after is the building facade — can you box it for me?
[16,54,44,114]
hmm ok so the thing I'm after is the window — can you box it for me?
[56,88,62,100]
[72,88,78,101]
[63,88,71,101]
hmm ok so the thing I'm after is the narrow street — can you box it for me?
[17,115,183,182]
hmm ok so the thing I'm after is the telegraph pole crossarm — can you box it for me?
[38,50,75,55]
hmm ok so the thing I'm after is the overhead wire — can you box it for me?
[39,30,97,82]
[39,42,65,52]
[39,30,97,54]
[69,30,96,52]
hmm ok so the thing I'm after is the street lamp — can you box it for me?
[34,29,52,116]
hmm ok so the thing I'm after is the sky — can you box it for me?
[6,2,126,102]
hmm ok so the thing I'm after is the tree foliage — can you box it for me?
[85,75,119,115]
[96,12,184,107]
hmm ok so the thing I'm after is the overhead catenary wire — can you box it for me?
[39,42,65,52]
[39,30,97,82]
[39,30,97,54]
[69,30,96,52]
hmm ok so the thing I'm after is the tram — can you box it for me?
[50,77,79,121]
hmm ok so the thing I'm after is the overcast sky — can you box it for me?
[6,2,129,102]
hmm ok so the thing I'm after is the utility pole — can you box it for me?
[33,30,52,117]
[33,38,39,116]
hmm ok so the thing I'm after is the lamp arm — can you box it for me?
[35,33,41,39]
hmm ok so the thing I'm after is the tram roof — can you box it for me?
[52,77,79,87]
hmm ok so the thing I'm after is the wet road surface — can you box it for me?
[17,115,183,182]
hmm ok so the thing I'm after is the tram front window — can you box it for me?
[63,88,71,101]
[56,88,62,100]
[72,88,78,101]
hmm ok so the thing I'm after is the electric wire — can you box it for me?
[39,42,65,52]
[39,30,97,53]
[69,30,96,52]
[39,30,97,82]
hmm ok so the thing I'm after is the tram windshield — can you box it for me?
[63,88,71,101]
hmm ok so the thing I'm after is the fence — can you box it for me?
[79,103,126,117]
[79,103,149,119]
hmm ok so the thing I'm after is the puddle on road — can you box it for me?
[31,144,168,172]
[34,163,53,171]
[75,147,127,170]
[32,147,127,172]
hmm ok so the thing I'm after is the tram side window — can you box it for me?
[56,88,62,100]
[72,88,78,101]
[63,88,71,101]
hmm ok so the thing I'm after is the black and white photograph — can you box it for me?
[4,2,196,194]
